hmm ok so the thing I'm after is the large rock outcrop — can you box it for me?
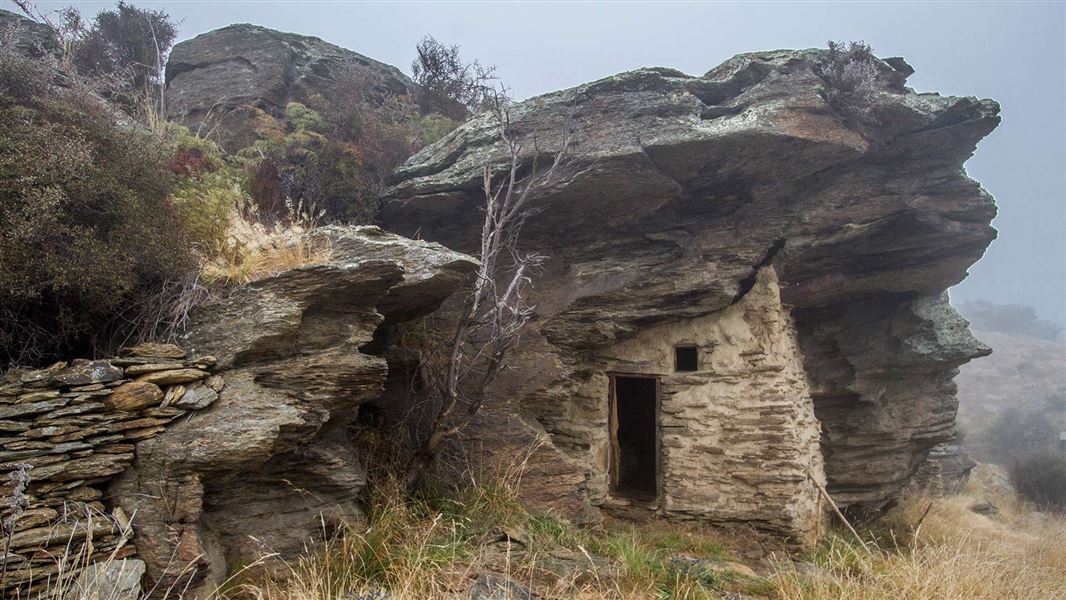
[0,9,60,60]
[109,226,477,595]
[382,49,998,529]
[165,24,421,151]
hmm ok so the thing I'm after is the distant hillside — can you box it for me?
[955,304,1066,463]
[957,300,1065,343]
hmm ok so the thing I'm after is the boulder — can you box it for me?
[382,50,998,520]
[110,226,477,594]
[121,342,187,360]
[51,360,124,387]
[175,382,218,410]
[134,368,209,386]
[0,9,60,60]
[104,382,164,412]
[63,558,145,600]
[165,24,422,151]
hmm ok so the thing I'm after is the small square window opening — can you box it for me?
[675,345,698,372]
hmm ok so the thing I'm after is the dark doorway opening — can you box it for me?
[610,375,659,499]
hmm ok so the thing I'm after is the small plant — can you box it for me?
[1,463,33,591]
[165,126,244,256]
[1009,449,1066,511]
[589,522,733,599]
[814,40,881,122]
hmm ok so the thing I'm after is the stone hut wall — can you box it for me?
[0,344,220,594]
[526,267,825,544]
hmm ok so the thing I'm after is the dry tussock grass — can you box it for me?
[200,199,332,286]
[225,461,1066,600]
[770,463,1066,600]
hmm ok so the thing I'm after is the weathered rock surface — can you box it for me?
[795,292,988,510]
[64,558,146,600]
[0,9,60,60]
[912,443,977,496]
[109,226,477,595]
[165,24,420,151]
[382,50,998,523]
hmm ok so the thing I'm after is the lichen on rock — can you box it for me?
[381,48,998,535]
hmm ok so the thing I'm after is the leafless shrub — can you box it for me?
[411,35,498,120]
[814,40,881,123]
[404,90,571,490]
[95,273,214,352]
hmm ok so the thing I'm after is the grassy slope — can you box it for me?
[219,464,1063,600]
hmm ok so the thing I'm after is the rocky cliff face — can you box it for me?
[0,9,60,59]
[165,24,421,150]
[109,227,477,595]
[382,50,998,520]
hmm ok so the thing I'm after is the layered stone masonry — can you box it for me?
[521,267,825,544]
[0,343,220,593]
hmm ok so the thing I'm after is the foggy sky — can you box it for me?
[34,1,1066,324]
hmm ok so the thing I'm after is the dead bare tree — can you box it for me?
[404,91,571,491]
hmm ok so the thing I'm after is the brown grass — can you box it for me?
[227,462,1066,599]
[769,464,1066,600]
[200,198,332,286]
[222,448,754,600]
[14,462,1063,599]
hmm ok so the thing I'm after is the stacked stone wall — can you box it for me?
[0,343,219,593]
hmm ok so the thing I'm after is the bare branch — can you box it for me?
[405,90,573,490]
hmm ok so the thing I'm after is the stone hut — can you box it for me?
[382,50,999,546]
[1,16,1003,591]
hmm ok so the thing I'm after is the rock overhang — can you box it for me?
[380,48,1000,516]
[383,50,998,319]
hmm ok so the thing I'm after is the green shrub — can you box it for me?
[238,91,442,224]
[284,100,328,133]
[163,125,245,255]
[0,46,193,366]
[238,102,371,222]
[417,113,460,146]
[1009,450,1066,512]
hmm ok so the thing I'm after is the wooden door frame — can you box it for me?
[607,372,662,501]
